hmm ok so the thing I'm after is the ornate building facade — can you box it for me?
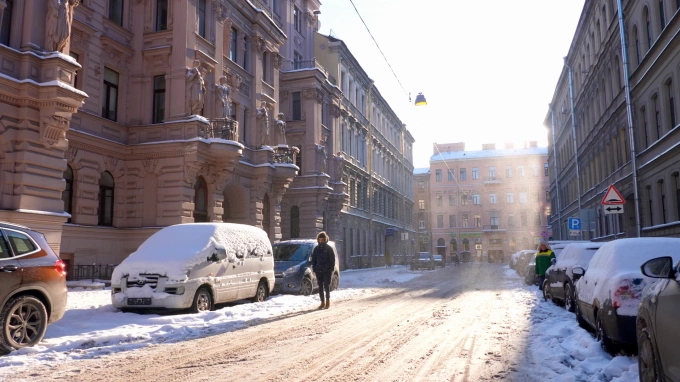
[413,168,432,254]
[546,0,680,240]
[429,142,550,262]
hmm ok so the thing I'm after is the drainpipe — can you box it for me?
[549,105,562,239]
[564,58,583,240]
[617,0,642,237]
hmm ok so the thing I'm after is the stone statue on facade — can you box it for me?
[45,0,79,53]
[274,112,287,145]
[316,143,328,174]
[256,101,269,148]
[333,152,344,181]
[186,60,206,116]
[216,76,231,118]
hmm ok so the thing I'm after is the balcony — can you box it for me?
[483,225,506,232]
[273,145,300,165]
[280,58,328,76]
[199,118,239,141]
[483,177,501,184]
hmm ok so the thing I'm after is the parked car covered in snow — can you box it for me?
[515,250,536,278]
[572,238,680,354]
[272,239,340,295]
[510,250,535,270]
[110,223,275,313]
[547,240,590,257]
[543,242,604,311]
[636,256,680,382]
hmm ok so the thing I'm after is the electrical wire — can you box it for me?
[347,0,409,99]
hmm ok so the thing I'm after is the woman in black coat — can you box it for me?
[311,231,335,309]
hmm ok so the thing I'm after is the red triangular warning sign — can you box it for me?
[601,185,625,205]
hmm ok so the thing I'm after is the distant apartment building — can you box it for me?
[546,0,680,240]
[413,168,432,253]
[429,142,550,261]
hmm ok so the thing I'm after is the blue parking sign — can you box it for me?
[568,217,581,230]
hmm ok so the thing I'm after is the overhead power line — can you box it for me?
[347,0,409,99]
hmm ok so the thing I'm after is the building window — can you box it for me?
[460,168,466,180]
[230,27,238,62]
[448,169,455,181]
[489,166,496,179]
[472,167,479,179]
[450,239,457,252]
[634,26,641,65]
[506,193,514,204]
[461,194,468,205]
[532,166,539,177]
[645,7,653,51]
[294,50,303,69]
[98,172,115,226]
[490,194,497,204]
[294,6,301,32]
[156,0,168,31]
[659,0,667,29]
[535,212,542,226]
[659,180,667,224]
[242,37,248,68]
[462,214,468,228]
[490,212,499,227]
[193,176,208,223]
[654,94,662,139]
[262,51,269,83]
[546,190,550,202]
[419,220,425,229]
[449,214,456,228]
[295,149,302,173]
[0,0,13,46]
[62,165,74,223]
[474,215,481,228]
[418,181,425,191]
[518,165,525,177]
[109,0,124,26]
[292,92,301,120]
[521,212,528,227]
[520,192,527,204]
[418,200,425,210]
[473,194,480,205]
[101,68,119,122]
[435,169,442,182]
[668,79,676,128]
[508,214,515,226]
[544,163,549,176]
[449,195,455,206]
[152,75,165,124]
[290,206,300,238]
[69,52,80,89]
[437,215,443,228]
[197,0,206,38]
[506,165,512,178]
[436,195,442,207]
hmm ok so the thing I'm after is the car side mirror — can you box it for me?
[572,267,585,280]
[641,256,674,279]
[208,248,228,262]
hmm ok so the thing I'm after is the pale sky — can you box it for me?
[317,0,586,168]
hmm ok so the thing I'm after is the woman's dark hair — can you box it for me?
[317,231,328,241]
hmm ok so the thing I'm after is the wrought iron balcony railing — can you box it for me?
[273,145,300,164]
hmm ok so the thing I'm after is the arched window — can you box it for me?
[437,238,445,247]
[450,239,457,252]
[290,206,300,238]
[659,0,666,30]
[98,171,114,226]
[62,165,74,223]
[644,7,653,51]
[193,176,208,222]
[633,26,640,65]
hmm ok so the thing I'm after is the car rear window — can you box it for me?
[419,254,430,259]
[5,230,37,256]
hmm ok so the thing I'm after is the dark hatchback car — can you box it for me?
[0,221,67,355]
[433,254,445,268]
[411,252,434,270]
[272,239,340,295]
[636,256,680,382]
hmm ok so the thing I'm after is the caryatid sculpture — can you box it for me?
[186,60,206,116]
[45,0,79,53]
[256,101,269,148]
[216,76,231,119]
[275,112,287,145]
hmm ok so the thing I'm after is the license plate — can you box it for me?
[127,298,152,306]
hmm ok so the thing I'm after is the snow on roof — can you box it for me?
[111,223,271,282]
[430,146,548,162]
[413,167,429,175]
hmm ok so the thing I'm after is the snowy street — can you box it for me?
[1,263,638,381]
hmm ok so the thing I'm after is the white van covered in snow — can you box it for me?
[110,223,274,313]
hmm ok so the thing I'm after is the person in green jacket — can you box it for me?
[535,242,556,290]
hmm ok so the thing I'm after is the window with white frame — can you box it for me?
[506,193,514,204]
[473,194,480,204]
[519,192,527,204]
[490,193,497,204]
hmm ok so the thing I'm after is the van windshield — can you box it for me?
[273,244,310,262]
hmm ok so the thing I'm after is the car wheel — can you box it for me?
[299,277,314,296]
[330,273,339,291]
[542,280,551,302]
[564,283,575,313]
[190,287,213,313]
[0,296,48,353]
[638,326,660,382]
[574,294,589,330]
[251,281,268,303]
[596,312,619,354]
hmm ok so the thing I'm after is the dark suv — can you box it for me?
[272,239,340,295]
[0,221,67,355]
